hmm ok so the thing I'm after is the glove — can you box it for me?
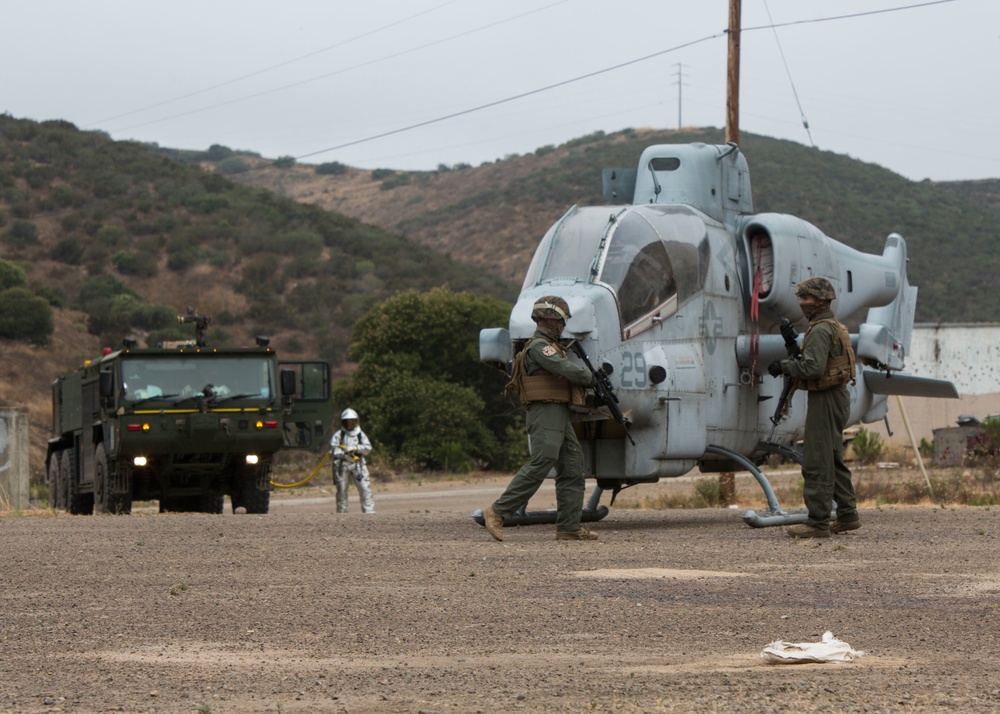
[767,360,783,378]
[780,322,797,347]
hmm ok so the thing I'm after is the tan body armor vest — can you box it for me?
[794,318,856,392]
[506,338,586,406]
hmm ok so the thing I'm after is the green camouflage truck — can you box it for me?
[46,329,333,515]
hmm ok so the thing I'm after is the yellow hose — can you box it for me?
[270,452,329,489]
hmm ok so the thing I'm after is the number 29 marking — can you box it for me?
[619,351,647,388]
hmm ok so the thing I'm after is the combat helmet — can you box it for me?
[795,277,836,302]
[530,296,571,322]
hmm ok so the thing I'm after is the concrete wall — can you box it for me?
[0,407,30,510]
[864,324,1000,447]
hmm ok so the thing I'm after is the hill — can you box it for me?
[228,127,1000,323]
[0,115,516,467]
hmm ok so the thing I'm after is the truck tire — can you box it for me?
[47,452,63,510]
[94,445,132,515]
[232,465,270,514]
[63,450,93,515]
[196,493,225,514]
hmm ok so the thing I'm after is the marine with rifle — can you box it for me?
[767,277,861,538]
[482,296,600,542]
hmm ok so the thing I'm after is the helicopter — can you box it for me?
[477,141,958,528]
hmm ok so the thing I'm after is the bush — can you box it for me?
[851,428,885,465]
[273,156,296,169]
[78,274,138,313]
[5,220,38,247]
[0,287,54,344]
[204,144,233,161]
[51,236,85,265]
[315,161,348,176]
[380,173,411,191]
[112,250,158,278]
[217,157,250,175]
[0,259,28,290]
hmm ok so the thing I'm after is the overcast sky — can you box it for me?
[3,0,995,182]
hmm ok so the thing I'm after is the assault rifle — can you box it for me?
[568,340,636,446]
[767,317,800,442]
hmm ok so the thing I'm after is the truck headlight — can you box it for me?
[133,456,148,467]
[245,454,259,465]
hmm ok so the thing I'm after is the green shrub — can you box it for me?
[371,168,395,181]
[51,236,84,265]
[380,173,411,191]
[112,250,158,278]
[217,157,250,175]
[315,161,347,176]
[273,156,296,168]
[95,224,125,246]
[78,274,138,312]
[851,428,885,465]
[6,220,38,246]
[204,144,233,161]
[167,248,199,271]
[0,287,54,344]
[0,259,28,290]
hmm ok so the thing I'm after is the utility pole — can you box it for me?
[725,0,741,145]
[674,63,686,129]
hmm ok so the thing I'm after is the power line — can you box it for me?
[761,0,813,147]
[294,0,957,161]
[739,0,956,33]
[294,34,722,160]
[104,0,573,134]
[85,0,467,128]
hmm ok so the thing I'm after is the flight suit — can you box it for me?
[491,331,594,533]
[330,426,375,513]
[780,309,859,529]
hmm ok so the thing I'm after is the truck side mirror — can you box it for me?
[99,370,114,399]
[280,369,296,397]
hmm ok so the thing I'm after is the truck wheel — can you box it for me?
[47,452,64,509]
[94,446,132,515]
[63,451,93,515]
[242,487,269,514]
[197,493,225,514]
[232,468,270,514]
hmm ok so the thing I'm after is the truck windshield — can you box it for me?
[121,356,274,403]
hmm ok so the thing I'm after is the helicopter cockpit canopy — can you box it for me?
[522,205,711,339]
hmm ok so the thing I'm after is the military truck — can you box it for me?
[46,322,333,515]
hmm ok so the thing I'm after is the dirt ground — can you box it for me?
[2,473,1000,713]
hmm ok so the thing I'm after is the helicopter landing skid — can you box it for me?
[472,486,609,527]
[705,443,827,528]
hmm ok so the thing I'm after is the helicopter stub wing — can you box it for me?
[861,370,958,399]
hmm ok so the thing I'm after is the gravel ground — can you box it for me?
[2,479,1000,713]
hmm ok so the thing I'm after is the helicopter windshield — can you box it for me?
[121,356,275,403]
[599,207,710,338]
[522,207,613,288]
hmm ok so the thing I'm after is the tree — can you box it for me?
[0,287,54,345]
[342,288,519,470]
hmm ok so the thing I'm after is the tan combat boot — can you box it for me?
[483,505,504,542]
[831,518,862,534]
[786,523,831,538]
[555,528,598,541]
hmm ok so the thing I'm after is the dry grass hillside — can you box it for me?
[225,129,649,283]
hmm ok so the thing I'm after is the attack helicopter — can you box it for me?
[477,141,958,528]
